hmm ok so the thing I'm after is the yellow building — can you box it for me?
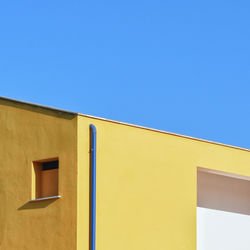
[0,96,249,250]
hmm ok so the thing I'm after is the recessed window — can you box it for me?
[33,159,59,199]
[197,168,250,250]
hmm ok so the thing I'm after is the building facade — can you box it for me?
[0,97,249,250]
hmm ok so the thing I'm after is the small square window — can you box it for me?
[33,159,59,199]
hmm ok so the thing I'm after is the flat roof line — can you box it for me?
[0,96,78,115]
[1,96,249,152]
[78,113,249,152]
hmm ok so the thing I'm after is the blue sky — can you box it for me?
[0,0,249,148]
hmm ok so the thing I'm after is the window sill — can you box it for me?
[29,195,61,202]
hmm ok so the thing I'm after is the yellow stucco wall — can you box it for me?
[0,100,78,250]
[77,116,250,250]
[1,98,250,250]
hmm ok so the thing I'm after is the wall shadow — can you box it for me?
[18,199,57,210]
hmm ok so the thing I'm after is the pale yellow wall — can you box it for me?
[77,116,250,250]
[0,100,78,250]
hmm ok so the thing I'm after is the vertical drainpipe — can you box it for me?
[90,124,96,250]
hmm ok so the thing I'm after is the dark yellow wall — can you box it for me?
[0,100,77,250]
[77,116,250,250]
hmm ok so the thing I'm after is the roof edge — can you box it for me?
[78,113,249,152]
[0,96,78,116]
[1,96,249,152]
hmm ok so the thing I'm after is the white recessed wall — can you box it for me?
[197,169,250,250]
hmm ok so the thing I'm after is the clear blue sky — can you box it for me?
[0,1,249,148]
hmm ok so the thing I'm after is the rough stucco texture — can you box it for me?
[0,102,77,250]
